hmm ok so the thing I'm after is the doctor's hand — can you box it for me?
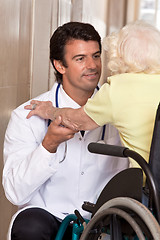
[42,115,77,153]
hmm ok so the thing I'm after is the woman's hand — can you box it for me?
[24,100,57,120]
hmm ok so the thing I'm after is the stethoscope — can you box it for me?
[48,83,106,162]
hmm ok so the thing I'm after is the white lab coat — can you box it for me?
[3,83,129,239]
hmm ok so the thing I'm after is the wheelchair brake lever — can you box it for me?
[74,210,87,228]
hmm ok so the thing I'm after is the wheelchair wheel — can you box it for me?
[80,197,160,240]
[81,207,145,240]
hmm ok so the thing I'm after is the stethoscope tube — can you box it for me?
[47,83,60,126]
[55,82,61,108]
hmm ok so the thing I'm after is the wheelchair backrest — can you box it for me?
[148,103,160,199]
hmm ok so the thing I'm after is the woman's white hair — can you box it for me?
[103,20,160,75]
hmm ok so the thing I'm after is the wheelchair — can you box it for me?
[55,104,160,240]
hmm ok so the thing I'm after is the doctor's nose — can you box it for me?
[86,57,97,69]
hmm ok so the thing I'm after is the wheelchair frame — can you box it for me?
[55,104,160,239]
[55,144,160,239]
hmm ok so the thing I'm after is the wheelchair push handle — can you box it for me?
[88,142,128,158]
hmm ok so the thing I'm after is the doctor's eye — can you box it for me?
[93,53,101,59]
[76,56,84,62]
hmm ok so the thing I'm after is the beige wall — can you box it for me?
[0,0,32,239]
[0,1,64,238]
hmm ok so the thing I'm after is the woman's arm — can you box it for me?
[55,106,99,131]
[24,100,99,131]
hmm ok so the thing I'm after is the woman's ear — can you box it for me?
[53,60,65,74]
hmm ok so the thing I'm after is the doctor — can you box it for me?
[3,22,128,240]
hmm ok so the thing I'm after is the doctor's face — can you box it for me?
[61,39,101,94]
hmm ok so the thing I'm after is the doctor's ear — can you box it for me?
[53,60,65,74]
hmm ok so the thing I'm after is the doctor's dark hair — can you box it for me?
[50,22,101,83]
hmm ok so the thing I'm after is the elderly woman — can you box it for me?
[26,20,160,169]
